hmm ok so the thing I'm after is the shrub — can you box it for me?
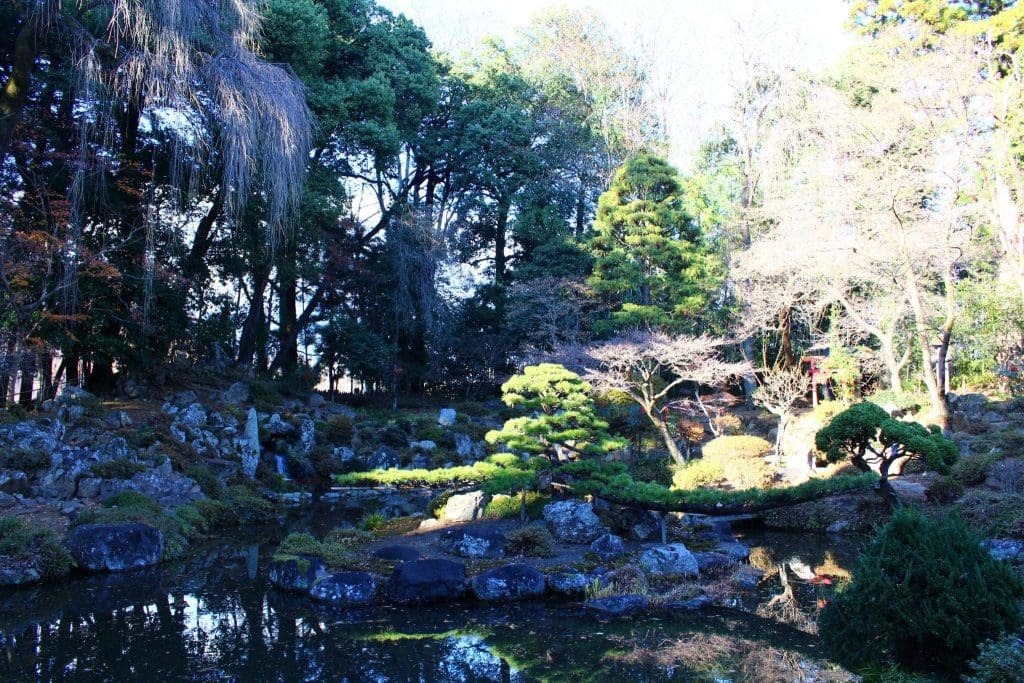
[457,401,489,417]
[89,460,148,480]
[820,508,1024,675]
[325,415,354,444]
[721,456,775,490]
[965,633,1024,683]
[711,413,743,436]
[926,475,964,504]
[483,492,548,520]
[701,435,772,461]
[672,458,724,489]
[359,512,386,531]
[505,524,555,557]
[813,400,846,425]
[377,425,408,448]
[428,490,455,519]
[955,452,1003,486]
[629,457,673,486]
[185,465,224,499]
[249,379,284,412]
[415,424,446,443]
[3,448,51,473]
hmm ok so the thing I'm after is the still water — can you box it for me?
[0,506,859,682]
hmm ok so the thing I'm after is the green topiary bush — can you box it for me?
[820,507,1024,675]
[701,435,772,460]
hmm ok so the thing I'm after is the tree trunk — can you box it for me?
[18,352,35,406]
[237,268,270,370]
[0,3,56,163]
[879,335,906,394]
[276,237,298,375]
[650,411,686,465]
[495,197,510,285]
[904,264,948,425]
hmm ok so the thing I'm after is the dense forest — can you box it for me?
[3,0,1021,418]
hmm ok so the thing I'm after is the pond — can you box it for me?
[0,505,862,682]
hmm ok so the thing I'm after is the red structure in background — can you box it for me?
[800,355,832,407]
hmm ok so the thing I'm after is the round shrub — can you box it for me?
[671,458,724,490]
[955,453,1002,486]
[820,507,1024,675]
[701,435,772,461]
[505,524,555,557]
[325,415,354,444]
[926,475,964,504]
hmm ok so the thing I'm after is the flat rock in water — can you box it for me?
[387,559,467,605]
[585,594,649,617]
[439,528,506,559]
[472,564,546,602]
[67,523,164,572]
[267,555,327,592]
[373,545,421,562]
[309,571,377,605]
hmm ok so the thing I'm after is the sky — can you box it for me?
[378,0,855,166]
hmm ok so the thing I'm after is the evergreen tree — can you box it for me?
[588,153,724,334]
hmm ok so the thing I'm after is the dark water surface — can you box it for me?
[0,506,861,682]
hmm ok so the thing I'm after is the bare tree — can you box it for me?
[567,332,750,466]
[752,366,809,467]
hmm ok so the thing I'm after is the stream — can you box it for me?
[0,504,863,682]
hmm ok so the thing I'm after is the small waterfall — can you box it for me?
[274,454,290,480]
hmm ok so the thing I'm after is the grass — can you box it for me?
[0,516,75,579]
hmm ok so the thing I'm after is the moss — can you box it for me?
[506,524,556,557]
[89,460,148,479]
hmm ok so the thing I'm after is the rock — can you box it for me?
[639,544,699,577]
[732,565,765,590]
[309,571,377,605]
[544,500,604,543]
[170,425,187,444]
[386,559,467,605]
[471,564,546,602]
[180,401,207,428]
[439,528,506,559]
[76,477,103,499]
[889,479,928,504]
[333,446,356,463]
[411,440,437,452]
[368,446,400,471]
[267,555,327,592]
[443,491,486,522]
[664,594,714,611]
[982,539,1024,564]
[105,411,132,428]
[222,382,250,405]
[590,533,626,560]
[60,500,83,515]
[606,506,662,541]
[0,492,17,508]
[171,390,198,407]
[418,518,443,531]
[266,491,313,506]
[266,413,293,436]
[241,407,260,479]
[715,541,750,561]
[454,433,473,458]
[546,571,599,597]
[101,470,203,508]
[410,454,430,469]
[373,545,420,563]
[300,419,316,454]
[437,408,457,426]
[585,595,649,617]
[0,470,30,495]
[67,523,164,572]
[308,392,326,409]
[692,551,737,574]
[826,520,851,534]
[0,565,41,586]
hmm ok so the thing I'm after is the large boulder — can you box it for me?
[100,470,203,508]
[309,571,377,605]
[439,528,506,559]
[443,491,485,522]
[387,559,467,605]
[222,382,250,405]
[585,595,649,617]
[639,543,699,577]
[544,500,604,543]
[67,523,164,572]
[179,403,207,429]
[471,564,546,602]
[437,408,457,426]
[267,555,327,592]
[240,407,260,479]
[590,533,626,560]
[605,506,662,541]
[368,446,400,471]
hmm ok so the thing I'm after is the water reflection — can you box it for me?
[0,512,856,682]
